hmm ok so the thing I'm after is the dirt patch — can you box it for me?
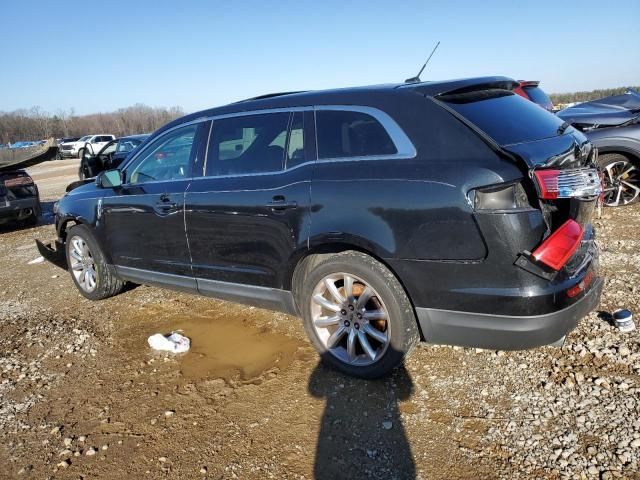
[123,305,304,383]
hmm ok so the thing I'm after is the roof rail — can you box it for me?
[233,91,307,104]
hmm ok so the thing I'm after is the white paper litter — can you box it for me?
[28,256,45,265]
[147,332,191,353]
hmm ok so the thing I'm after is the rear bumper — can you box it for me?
[416,277,603,350]
[35,238,68,270]
[0,196,40,220]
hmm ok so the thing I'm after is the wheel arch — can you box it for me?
[285,241,426,341]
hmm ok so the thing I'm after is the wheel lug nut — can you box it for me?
[341,309,347,316]
[344,320,350,327]
[354,322,360,329]
[357,313,362,319]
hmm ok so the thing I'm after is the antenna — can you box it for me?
[405,41,440,84]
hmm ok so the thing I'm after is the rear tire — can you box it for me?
[598,153,640,206]
[297,251,419,379]
[65,224,124,300]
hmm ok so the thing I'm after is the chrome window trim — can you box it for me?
[124,104,416,182]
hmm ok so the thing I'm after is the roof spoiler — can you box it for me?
[400,76,519,98]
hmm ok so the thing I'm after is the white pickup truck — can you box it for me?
[59,134,115,159]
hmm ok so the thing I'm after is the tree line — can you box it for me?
[0,104,185,144]
[549,86,640,105]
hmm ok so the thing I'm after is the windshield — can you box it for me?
[440,89,567,146]
[78,135,91,142]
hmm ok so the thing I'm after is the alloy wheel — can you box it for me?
[68,235,98,293]
[602,160,640,206]
[310,273,390,366]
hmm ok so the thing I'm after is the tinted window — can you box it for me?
[207,113,289,176]
[523,86,553,108]
[286,111,305,168]
[316,110,397,159]
[127,125,197,184]
[442,90,566,146]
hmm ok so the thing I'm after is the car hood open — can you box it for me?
[557,90,640,128]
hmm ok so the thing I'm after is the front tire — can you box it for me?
[598,153,640,207]
[66,224,124,300]
[298,251,419,379]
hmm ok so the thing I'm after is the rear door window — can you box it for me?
[206,112,290,176]
[440,90,566,146]
[316,110,397,159]
[286,111,305,168]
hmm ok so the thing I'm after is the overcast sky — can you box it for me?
[1,0,638,115]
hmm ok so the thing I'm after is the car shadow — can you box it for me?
[308,358,415,479]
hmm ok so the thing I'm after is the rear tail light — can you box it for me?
[473,182,531,211]
[566,270,594,298]
[3,175,34,187]
[531,219,583,271]
[533,168,601,199]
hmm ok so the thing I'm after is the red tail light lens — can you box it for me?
[3,175,34,187]
[533,169,560,199]
[531,219,583,271]
[566,270,594,298]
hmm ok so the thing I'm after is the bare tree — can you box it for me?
[0,104,185,143]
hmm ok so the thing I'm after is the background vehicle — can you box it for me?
[56,137,81,159]
[79,134,150,179]
[39,77,602,378]
[558,89,640,206]
[513,80,554,111]
[0,169,40,226]
[59,134,115,159]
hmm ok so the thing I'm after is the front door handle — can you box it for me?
[266,196,298,210]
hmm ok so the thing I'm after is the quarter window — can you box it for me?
[126,125,197,184]
[207,113,289,176]
[316,110,397,159]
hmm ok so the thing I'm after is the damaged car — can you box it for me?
[558,89,640,206]
[0,169,40,226]
[38,77,603,378]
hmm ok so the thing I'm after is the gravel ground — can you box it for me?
[0,159,638,479]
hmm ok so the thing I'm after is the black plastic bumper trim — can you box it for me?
[416,277,603,350]
[35,239,68,270]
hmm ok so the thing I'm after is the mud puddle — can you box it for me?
[123,305,305,383]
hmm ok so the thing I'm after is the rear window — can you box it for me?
[523,86,553,108]
[316,110,397,159]
[440,90,566,146]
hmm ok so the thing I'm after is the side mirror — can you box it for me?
[96,169,122,188]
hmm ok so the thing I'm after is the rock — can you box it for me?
[102,444,108,451]
[200,466,208,474]
[618,345,630,357]
[382,421,392,430]
[63,437,72,447]
[165,410,175,417]
[159,457,167,463]
[85,447,96,456]
[56,459,70,468]
[630,439,640,448]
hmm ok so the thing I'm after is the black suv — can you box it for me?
[38,77,603,378]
